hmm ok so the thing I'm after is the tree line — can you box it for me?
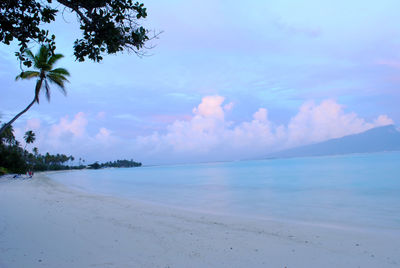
[0,125,142,175]
[0,125,86,175]
[88,160,142,170]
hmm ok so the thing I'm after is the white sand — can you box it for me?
[0,173,399,268]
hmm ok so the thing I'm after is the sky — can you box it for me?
[1,0,400,164]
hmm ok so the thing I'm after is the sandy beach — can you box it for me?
[0,173,399,268]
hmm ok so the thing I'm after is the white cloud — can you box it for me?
[253,108,268,122]
[49,112,88,140]
[16,96,395,164]
[192,95,226,120]
[223,102,234,112]
[16,112,119,160]
[373,114,394,126]
[132,96,395,163]
[286,100,373,147]
[95,127,113,143]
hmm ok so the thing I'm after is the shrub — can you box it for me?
[0,167,8,176]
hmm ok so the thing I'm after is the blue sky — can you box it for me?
[1,0,400,164]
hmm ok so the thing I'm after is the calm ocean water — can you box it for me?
[51,152,400,230]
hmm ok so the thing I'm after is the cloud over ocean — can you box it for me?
[15,96,393,164]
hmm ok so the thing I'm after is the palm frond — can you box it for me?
[24,49,35,62]
[47,74,68,95]
[35,46,51,70]
[35,79,43,103]
[15,45,69,106]
[47,54,64,67]
[24,130,36,144]
[38,46,49,61]
[49,68,70,76]
[15,71,40,80]
[47,72,69,83]
[44,79,51,101]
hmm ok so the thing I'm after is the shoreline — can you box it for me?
[0,173,399,267]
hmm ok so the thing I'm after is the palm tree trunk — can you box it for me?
[0,78,42,136]
[0,97,36,136]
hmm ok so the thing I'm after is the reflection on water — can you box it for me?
[51,152,400,230]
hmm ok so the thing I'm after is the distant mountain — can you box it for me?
[268,125,400,158]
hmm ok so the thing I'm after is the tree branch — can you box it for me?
[56,0,91,24]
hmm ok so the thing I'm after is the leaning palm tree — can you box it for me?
[23,130,36,150]
[0,45,70,136]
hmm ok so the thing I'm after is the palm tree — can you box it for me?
[33,147,39,156]
[23,130,36,150]
[0,124,15,146]
[0,45,70,136]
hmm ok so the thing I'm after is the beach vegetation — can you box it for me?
[88,162,101,169]
[0,167,8,176]
[0,126,78,173]
[0,126,28,173]
[88,159,142,169]
[0,126,142,175]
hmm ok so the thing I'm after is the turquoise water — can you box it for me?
[51,152,400,230]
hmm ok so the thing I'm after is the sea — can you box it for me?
[50,151,400,231]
